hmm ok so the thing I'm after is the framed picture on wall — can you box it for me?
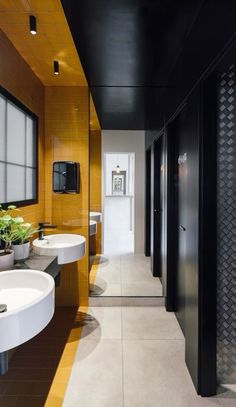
[112,171,126,195]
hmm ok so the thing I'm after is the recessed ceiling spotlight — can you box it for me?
[53,61,59,75]
[29,15,37,35]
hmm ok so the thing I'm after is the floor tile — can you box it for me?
[91,253,162,297]
[95,266,121,283]
[217,385,236,406]
[0,396,17,407]
[63,339,123,407]
[122,306,184,340]
[123,339,220,407]
[89,297,123,306]
[121,282,162,296]
[0,368,55,382]
[96,282,122,296]
[120,264,155,283]
[4,381,50,396]
[218,400,236,407]
[90,274,122,296]
[0,382,9,396]
[13,396,46,407]
[80,307,122,339]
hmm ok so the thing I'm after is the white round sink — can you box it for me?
[90,220,97,236]
[0,269,55,353]
[33,234,86,265]
[90,211,102,223]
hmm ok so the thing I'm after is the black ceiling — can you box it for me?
[61,0,204,130]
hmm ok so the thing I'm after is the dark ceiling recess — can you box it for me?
[61,0,203,130]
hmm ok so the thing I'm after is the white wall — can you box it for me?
[102,130,145,253]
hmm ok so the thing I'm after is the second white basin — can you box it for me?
[33,234,86,264]
[90,211,102,223]
[0,269,55,352]
[89,220,97,236]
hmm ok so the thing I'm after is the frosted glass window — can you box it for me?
[0,96,5,161]
[0,163,5,203]
[0,88,37,205]
[7,164,25,202]
[26,117,35,166]
[7,102,25,165]
[26,168,36,200]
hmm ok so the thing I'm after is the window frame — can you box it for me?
[0,85,38,208]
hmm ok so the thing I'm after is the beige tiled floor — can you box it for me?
[63,306,235,407]
[90,253,163,297]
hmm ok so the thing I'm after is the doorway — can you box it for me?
[89,129,163,298]
[103,153,135,254]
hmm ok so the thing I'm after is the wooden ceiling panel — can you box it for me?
[0,0,87,86]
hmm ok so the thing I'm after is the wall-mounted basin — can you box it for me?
[90,211,102,223]
[90,220,97,236]
[0,269,54,353]
[33,234,86,265]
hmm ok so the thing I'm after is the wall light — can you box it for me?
[29,15,37,35]
[115,165,120,173]
[54,61,59,75]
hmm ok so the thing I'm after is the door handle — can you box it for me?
[179,225,186,231]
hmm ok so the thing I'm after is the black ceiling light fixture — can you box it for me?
[29,15,37,35]
[53,60,59,75]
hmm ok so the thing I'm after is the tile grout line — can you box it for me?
[122,338,185,341]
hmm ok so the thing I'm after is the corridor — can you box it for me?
[90,254,162,297]
[63,306,234,406]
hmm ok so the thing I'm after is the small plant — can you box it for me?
[0,205,20,254]
[0,205,38,254]
[12,222,39,245]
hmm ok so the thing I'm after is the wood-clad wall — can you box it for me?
[90,130,102,254]
[0,29,90,307]
[45,87,89,306]
[0,29,45,225]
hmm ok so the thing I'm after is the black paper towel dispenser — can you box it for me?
[53,161,79,193]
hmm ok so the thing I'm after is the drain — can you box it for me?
[0,304,7,313]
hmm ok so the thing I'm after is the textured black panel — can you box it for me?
[217,64,236,383]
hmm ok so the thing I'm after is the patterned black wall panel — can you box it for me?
[217,64,236,383]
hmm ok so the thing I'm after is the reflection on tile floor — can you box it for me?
[90,253,163,297]
[63,306,235,407]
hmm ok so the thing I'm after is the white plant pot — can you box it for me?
[11,242,30,261]
[0,250,14,271]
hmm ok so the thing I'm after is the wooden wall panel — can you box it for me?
[45,86,89,306]
[0,27,90,307]
[0,29,45,226]
[0,0,86,86]
[90,130,102,254]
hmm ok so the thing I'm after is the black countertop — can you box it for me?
[14,253,61,282]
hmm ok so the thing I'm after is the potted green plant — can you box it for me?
[0,205,39,266]
[11,222,39,261]
[0,205,18,270]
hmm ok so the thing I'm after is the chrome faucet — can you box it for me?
[38,222,57,240]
